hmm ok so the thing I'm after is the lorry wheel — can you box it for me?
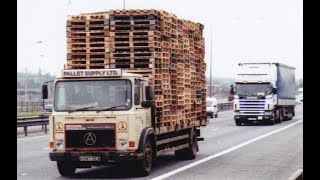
[185,129,198,160]
[175,149,186,160]
[268,118,275,125]
[136,139,153,176]
[210,114,213,118]
[275,110,282,123]
[215,113,218,118]
[175,129,197,160]
[287,112,293,120]
[235,120,241,126]
[57,161,76,177]
[275,116,282,123]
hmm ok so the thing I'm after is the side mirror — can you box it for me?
[230,85,234,95]
[141,101,153,108]
[42,84,48,99]
[272,88,277,94]
[145,86,153,100]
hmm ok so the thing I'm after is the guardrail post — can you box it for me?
[24,126,28,136]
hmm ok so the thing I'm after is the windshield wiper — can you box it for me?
[97,104,128,113]
[68,105,98,113]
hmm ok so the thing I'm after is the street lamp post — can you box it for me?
[24,68,28,103]
[209,20,213,97]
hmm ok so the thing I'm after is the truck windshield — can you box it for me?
[236,83,271,96]
[54,80,132,111]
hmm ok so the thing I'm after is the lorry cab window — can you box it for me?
[236,83,271,96]
[134,79,141,105]
[54,80,132,111]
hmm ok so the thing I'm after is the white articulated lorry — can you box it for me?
[232,63,296,125]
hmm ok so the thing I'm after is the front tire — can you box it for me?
[136,139,153,176]
[57,161,76,177]
[235,120,241,126]
[275,109,282,123]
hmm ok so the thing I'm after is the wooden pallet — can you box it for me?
[66,9,207,127]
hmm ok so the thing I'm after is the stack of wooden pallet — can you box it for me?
[66,9,206,128]
[66,12,110,69]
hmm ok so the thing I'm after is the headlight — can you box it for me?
[119,139,128,147]
[56,140,63,148]
[264,111,272,116]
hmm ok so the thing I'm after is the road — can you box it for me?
[17,104,303,180]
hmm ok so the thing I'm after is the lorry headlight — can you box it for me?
[56,140,63,148]
[264,112,272,116]
[119,140,128,147]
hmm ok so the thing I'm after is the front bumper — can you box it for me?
[49,151,144,164]
[234,115,273,121]
[234,111,273,122]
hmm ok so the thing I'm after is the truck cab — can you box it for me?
[43,69,154,176]
[43,68,204,177]
[232,63,296,126]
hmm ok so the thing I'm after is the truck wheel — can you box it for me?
[57,161,76,177]
[275,109,282,123]
[292,109,295,117]
[136,139,153,176]
[267,119,275,125]
[287,112,293,120]
[215,113,218,118]
[235,120,241,126]
[175,129,197,160]
[210,114,213,118]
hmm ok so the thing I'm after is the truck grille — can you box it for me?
[239,99,265,115]
[65,124,115,149]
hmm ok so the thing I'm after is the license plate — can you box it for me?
[248,118,256,120]
[79,156,101,161]
[258,116,263,120]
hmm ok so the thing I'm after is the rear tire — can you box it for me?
[57,161,76,177]
[175,129,197,160]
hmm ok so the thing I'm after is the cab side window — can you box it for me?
[134,80,141,105]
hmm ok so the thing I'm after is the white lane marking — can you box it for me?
[42,147,50,150]
[17,135,49,141]
[288,168,303,180]
[152,119,303,180]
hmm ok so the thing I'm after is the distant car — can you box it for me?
[295,93,303,104]
[206,97,218,118]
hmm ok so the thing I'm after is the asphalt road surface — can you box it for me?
[17,104,303,180]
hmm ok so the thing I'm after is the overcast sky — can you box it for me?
[17,0,303,79]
